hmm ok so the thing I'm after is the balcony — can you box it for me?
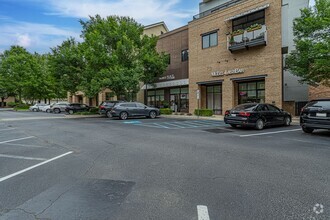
[227,25,267,52]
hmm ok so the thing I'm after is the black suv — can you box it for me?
[99,101,124,118]
[300,99,330,133]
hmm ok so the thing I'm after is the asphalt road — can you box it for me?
[0,111,329,220]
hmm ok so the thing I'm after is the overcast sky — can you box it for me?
[0,0,315,54]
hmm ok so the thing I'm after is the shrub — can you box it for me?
[14,103,30,111]
[7,102,17,107]
[89,107,99,114]
[194,109,213,116]
[160,108,172,115]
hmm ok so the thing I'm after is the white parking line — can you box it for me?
[197,205,210,220]
[152,123,170,129]
[0,151,73,183]
[0,136,35,145]
[0,128,15,132]
[163,122,185,128]
[6,143,49,148]
[0,154,47,161]
[239,129,301,137]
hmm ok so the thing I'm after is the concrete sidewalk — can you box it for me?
[160,114,300,124]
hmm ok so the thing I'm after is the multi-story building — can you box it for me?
[141,25,189,112]
[187,0,309,115]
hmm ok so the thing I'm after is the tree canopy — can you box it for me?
[286,0,330,86]
[0,15,168,104]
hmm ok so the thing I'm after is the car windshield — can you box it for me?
[232,104,258,111]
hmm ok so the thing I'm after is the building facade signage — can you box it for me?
[211,68,245,77]
[159,74,175,81]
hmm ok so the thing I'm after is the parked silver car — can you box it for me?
[109,102,160,120]
[29,103,48,112]
[51,102,70,114]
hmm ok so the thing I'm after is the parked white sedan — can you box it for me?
[29,103,48,112]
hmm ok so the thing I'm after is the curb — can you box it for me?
[64,114,104,119]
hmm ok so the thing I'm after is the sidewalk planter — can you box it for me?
[194,109,213,116]
[160,108,172,115]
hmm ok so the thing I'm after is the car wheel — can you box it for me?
[284,117,291,126]
[32,108,37,112]
[106,111,112,118]
[255,119,264,130]
[302,127,314,133]
[230,124,237,128]
[149,111,157,119]
[68,110,74,115]
[46,109,51,113]
[119,111,128,120]
[54,108,60,114]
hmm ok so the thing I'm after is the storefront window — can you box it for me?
[238,81,265,104]
[147,90,164,108]
[206,85,222,115]
[170,87,189,112]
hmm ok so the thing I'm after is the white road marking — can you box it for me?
[197,205,210,220]
[152,123,170,129]
[0,128,15,132]
[172,121,197,128]
[240,129,301,137]
[6,143,49,148]
[163,122,185,128]
[0,136,35,145]
[0,154,46,161]
[0,151,73,183]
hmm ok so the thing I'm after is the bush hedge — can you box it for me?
[89,107,99,114]
[14,104,30,111]
[194,109,213,116]
[160,108,172,115]
[7,102,17,107]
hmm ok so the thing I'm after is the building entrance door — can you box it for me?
[170,94,179,112]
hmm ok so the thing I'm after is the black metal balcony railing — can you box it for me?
[227,25,267,52]
[193,0,243,20]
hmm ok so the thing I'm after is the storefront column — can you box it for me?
[222,79,234,113]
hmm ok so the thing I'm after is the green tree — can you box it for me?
[139,35,168,102]
[0,46,34,102]
[79,15,168,101]
[50,38,85,97]
[286,0,330,86]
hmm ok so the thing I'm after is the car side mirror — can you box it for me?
[144,106,147,109]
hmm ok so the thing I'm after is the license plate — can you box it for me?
[231,114,237,117]
[316,113,327,117]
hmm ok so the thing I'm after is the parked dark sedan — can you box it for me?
[65,103,90,114]
[224,103,291,130]
[99,100,124,118]
[300,99,330,133]
[109,102,160,120]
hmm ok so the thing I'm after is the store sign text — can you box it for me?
[211,68,245,77]
[159,74,175,80]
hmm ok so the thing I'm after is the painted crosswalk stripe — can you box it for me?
[152,123,170,129]
[197,205,210,220]
[163,122,185,128]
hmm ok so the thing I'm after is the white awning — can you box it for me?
[141,79,189,89]
[224,3,270,21]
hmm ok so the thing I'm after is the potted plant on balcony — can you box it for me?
[231,29,244,36]
[246,23,262,32]
[229,36,235,45]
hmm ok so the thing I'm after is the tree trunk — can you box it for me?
[0,97,4,107]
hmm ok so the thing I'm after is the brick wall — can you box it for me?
[309,85,330,100]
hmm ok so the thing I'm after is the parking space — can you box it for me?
[0,123,72,182]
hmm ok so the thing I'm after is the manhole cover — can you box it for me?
[204,128,233,133]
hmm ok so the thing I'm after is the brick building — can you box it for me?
[186,0,309,115]
[141,25,189,112]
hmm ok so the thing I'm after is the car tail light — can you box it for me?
[239,112,251,117]
[99,106,105,109]
[225,110,230,115]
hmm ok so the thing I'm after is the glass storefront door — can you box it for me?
[206,85,222,115]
